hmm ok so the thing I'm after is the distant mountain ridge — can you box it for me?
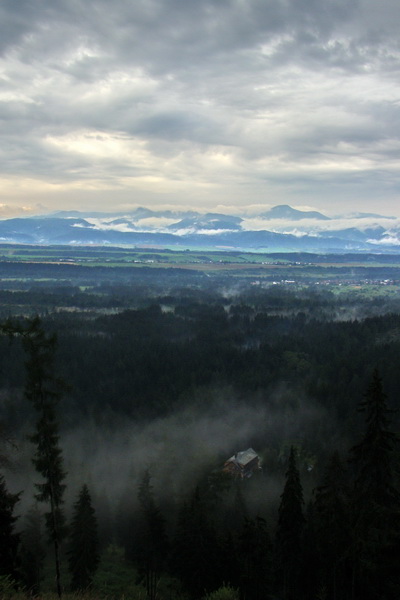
[260,204,330,220]
[167,212,243,231]
[0,205,399,253]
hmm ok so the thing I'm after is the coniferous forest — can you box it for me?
[1,262,400,600]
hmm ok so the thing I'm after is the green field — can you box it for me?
[2,244,400,271]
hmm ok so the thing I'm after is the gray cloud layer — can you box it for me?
[1,0,400,216]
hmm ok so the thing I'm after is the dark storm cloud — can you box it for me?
[0,1,359,74]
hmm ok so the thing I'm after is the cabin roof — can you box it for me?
[226,447,258,467]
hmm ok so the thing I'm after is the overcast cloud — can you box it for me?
[1,0,400,217]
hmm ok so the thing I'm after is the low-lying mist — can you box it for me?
[5,383,336,525]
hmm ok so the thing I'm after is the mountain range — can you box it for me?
[1,204,400,253]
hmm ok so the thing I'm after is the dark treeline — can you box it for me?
[1,282,400,599]
[2,286,400,426]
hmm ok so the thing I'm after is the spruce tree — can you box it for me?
[0,474,20,582]
[349,369,400,600]
[68,484,99,592]
[1,317,67,597]
[22,317,67,598]
[275,446,305,600]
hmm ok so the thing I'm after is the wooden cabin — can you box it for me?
[223,447,261,479]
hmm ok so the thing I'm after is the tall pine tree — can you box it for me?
[1,317,67,597]
[275,446,305,600]
[68,484,99,592]
[349,369,400,600]
[23,317,67,598]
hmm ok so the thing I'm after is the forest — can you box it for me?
[0,256,400,600]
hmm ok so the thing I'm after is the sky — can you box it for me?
[1,0,400,219]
